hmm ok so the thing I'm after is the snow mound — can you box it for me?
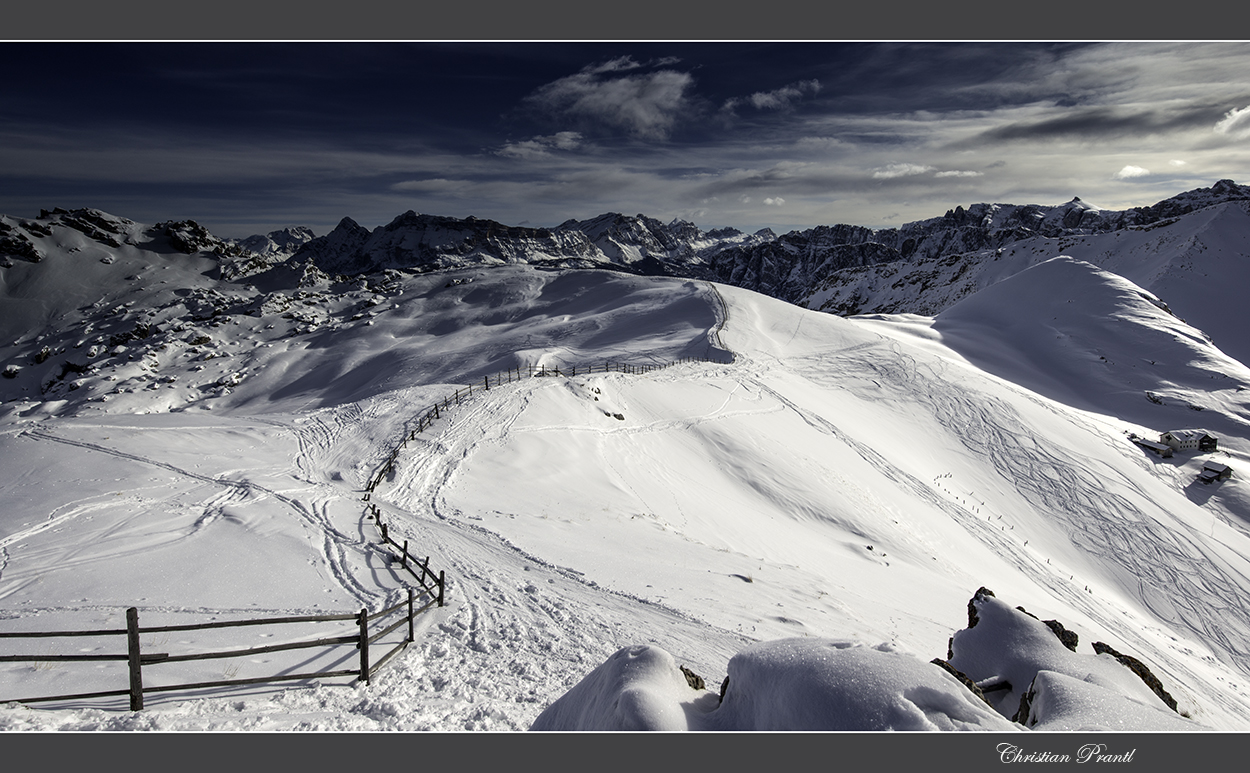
[533,638,1019,731]
[932,256,1250,441]
[529,645,702,731]
[709,638,1019,731]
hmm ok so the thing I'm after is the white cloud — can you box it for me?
[935,170,983,178]
[1169,159,1188,167]
[584,56,644,75]
[524,60,693,141]
[764,197,785,206]
[495,132,584,159]
[1114,165,1150,179]
[795,136,848,151]
[1214,105,1250,139]
[872,163,934,179]
[723,80,821,114]
[391,178,463,192]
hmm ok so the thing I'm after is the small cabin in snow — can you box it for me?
[1161,429,1218,453]
[1199,461,1233,484]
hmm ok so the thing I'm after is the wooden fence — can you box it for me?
[367,503,445,607]
[0,585,440,711]
[365,356,727,492]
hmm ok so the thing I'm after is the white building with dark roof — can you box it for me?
[1160,429,1218,453]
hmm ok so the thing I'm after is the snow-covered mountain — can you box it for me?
[288,210,773,279]
[800,180,1250,367]
[2,187,1250,731]
[554,212,773,274]
[293,212,606,276]
[229,226,316,261]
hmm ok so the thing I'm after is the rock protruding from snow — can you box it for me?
[947,588,1202,730]
[1091,641,1179,712]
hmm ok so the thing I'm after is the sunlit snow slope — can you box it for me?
[1,252,1248,729]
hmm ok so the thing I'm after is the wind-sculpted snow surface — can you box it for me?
[0,260,727,419]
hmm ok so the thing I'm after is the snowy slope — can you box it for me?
[927,257,1250,448]
[2,208,1249,731]
[803,196,1250,369]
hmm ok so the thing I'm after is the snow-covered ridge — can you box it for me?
[554,212,772,272]
[8,179,1246,352]
[293,212,606,276]
[1,258,1249,729]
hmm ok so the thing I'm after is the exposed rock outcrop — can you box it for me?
[1092,641,1179,713]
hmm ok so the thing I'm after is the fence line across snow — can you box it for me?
[0,586,440,711]
[364,356,728,493]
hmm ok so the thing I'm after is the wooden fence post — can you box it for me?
[401,540,408,569]
[407,588,415,643]
[438,571,445,607]
[484,375,489,390]
[358,608,370,683]
[126,607,143,711]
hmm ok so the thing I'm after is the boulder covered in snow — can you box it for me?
[532,638,1019,731]
[529,645,706,731]
[706,639,1018,731]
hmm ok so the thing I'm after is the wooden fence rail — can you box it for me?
[0,586,437,711]
[367,503,446,607]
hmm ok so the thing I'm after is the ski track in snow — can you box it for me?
[778,335,1250,721]
[315,388,747,729]
[14,427,382,611]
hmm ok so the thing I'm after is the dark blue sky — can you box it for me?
[3,42,1249,238]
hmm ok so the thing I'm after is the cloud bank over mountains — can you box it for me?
[2,42,1249,238]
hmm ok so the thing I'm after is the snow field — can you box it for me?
[2,264,1249,730]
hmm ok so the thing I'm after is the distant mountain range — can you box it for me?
[4,179,1249,367]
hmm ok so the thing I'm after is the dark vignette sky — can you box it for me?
[2,41,1249,238]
